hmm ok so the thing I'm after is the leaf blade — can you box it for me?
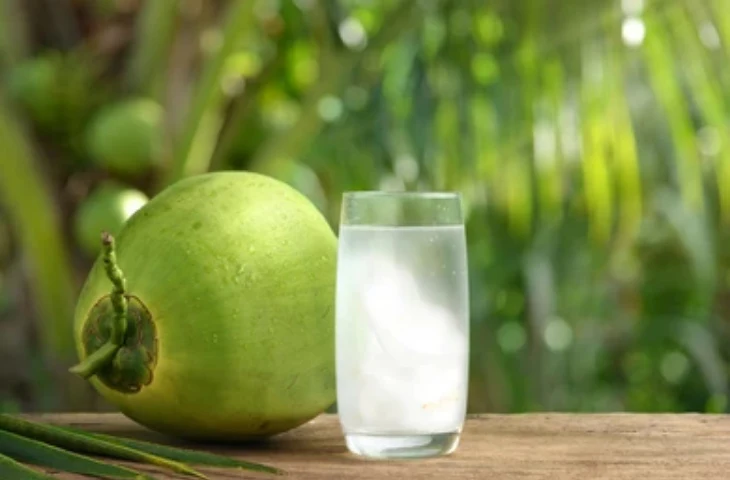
[0,428,152,480]
[61,427,281,475]
[0,415,204,479]
[0,452,56,480]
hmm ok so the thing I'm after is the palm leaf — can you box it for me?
[0,452,55,480]
[579,42,614,246]
[0,94,77,366]
[125,0,179,97]
[669,1,730,225]
[0,429,152,480]
[605,43,642,245]
[534,58,565,226]
[0,415,204,479]
[642,10,705,214]
[58,426,282,475]
[166,0,256,184]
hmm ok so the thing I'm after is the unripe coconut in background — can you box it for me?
[70,172,337,441]
[86,98,163,176]
[73,183,148,257]
[7,53,101,149]
[7,55,60,129]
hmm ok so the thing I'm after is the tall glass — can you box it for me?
[335,192,470,459]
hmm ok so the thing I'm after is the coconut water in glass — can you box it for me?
[335,192,469,459]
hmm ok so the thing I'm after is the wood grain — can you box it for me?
[23,413,730,479]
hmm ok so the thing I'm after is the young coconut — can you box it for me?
[73,182,149,257]
[69,172,337,441]
[85,98,163,176]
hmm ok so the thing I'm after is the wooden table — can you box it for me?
[32,413,730,479]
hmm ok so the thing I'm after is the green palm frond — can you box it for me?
[58,426,281,475]
[0,429,153,480]
[0,415,281,479]
[0,452,56,480]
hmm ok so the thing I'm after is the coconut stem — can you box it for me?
[101,232,128,346]
[67,342,119,379]
[69,232,129,379]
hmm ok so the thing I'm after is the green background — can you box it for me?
[0,0,729,414]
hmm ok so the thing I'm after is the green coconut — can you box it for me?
[8,53,101,149]
[70,172,337,441]
[7,55,59,129]
[73,183,149,257]
[86,98,163,176]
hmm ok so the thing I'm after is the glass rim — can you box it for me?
[342,191,460,200]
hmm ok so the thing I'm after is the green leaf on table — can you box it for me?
[60,426,282,475]
[0,415,205,478]
[0,452,56,480]
[0,428,153,479]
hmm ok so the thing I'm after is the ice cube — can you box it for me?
[355,323,466,432]
[357,368,413,430]
[358,254,466,367]
[347,252,467,433]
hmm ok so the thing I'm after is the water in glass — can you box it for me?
[336,223,469,459]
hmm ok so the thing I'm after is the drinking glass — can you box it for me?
[335,191,470,459]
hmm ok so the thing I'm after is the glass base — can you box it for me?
[345,432,460,459]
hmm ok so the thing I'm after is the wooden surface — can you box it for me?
[29,413,730,479]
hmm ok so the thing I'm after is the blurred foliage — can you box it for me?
[0,0,729,414]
